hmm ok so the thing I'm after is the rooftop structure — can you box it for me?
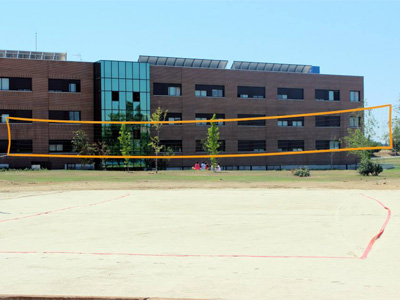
[138,55,228,69]
[0,50,67,61]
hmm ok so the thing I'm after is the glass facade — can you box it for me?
[95,60,151,168]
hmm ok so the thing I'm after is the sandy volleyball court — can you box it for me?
[0,189,399,300]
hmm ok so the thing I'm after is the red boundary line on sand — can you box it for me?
[0,193,390,260]
[359,193,391,259]
[0,193,130,223]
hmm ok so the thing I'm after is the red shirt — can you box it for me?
[194,163,200,170]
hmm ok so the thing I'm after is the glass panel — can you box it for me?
[119,79,126,91]
[101,91,105,108]
[100,61,105,77]
[147,80,150,92]
[112,100,119,110]
[140,80,147,92]
[126,80,133,91]
[112,79,118,91]
[105,92,112,109]
[104,78,111,91]
[126,62,133,78]
[120,92,126,110]
[133,63,140,78]
[111,61,119,78]
[139,63,147,79]
[133,80,140,92]
[126,91,133,102]
[104,61,111,77]
[140,93,147,110]
[119,62,126,78]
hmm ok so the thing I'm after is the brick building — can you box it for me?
[0,51,363,170]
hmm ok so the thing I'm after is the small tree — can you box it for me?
[72,129,95,169]
[149,107,168,174]
[203,114,221,171]
[93,141,110,170]
[118,124,132,171]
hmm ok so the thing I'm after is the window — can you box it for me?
[0,110,32,123]
[49,111,81,121]
[278,140,304,152]
[160,140,182,152]
[212,89,223,97]
[1,114,9,123]
[237,86,265,99]
[196,140,225,152]
[277,117,304,127]
[164,113,182,125]
[315,116,340,127]
[277,88,303,100]
[195,90,207,97]
[316,140,340,150]
[49,140,73,153]
[49,79,80,93]
[112,91,119,101]
[195,113,225,126]
[315,89,340,101]
[237,114,266,126]
[153,83,182,96]
[0,78,9,90]
[0,77,31,91]
[69,83,77,93]
[350,91,360,102]
[350,116,361,128]
[195,84,224,97]
[238,140,266,152]
[2,140,33,153]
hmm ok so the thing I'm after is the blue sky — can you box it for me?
[1,0,399,109]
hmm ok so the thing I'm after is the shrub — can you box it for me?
[293,168,310,177]
[358,159,383,176]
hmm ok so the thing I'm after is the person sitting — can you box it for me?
[194,161,200,170]
[205,163,209,170]
[216,164,221,172]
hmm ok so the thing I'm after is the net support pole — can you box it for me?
[6,117,11,155]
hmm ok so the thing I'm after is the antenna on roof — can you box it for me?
[73,53,82,61]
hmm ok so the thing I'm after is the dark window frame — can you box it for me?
[277,88,304,100]
[49,79,81,93]
[315,116,341,127]
[237,114,266,126]
[0,77,32,91]
[278,140,305,152]
[315,89,340,101]
[153,83,182,96]
[0,110,32,123]
[238,140,266,152]
[195,84,225,98]
[237,86,265,99]
[195,113,225,126]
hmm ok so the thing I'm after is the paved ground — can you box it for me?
[0,189,399,300]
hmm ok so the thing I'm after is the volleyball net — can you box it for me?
[3,104,393,160]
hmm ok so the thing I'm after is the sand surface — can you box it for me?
[0,189,399,299]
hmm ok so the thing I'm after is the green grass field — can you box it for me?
[1,157,399,187]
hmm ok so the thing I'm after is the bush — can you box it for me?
[293,168,310,177]
[358,160,383,176]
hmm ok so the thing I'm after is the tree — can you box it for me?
[203,114,221,171]
[72,129,95,169]
[149,107,168,174]
[390,96,400,155]
[92,140,110,170]
[118,124,133,171]
[342,100,383,175]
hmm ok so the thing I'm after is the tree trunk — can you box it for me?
[155,153,158,174]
